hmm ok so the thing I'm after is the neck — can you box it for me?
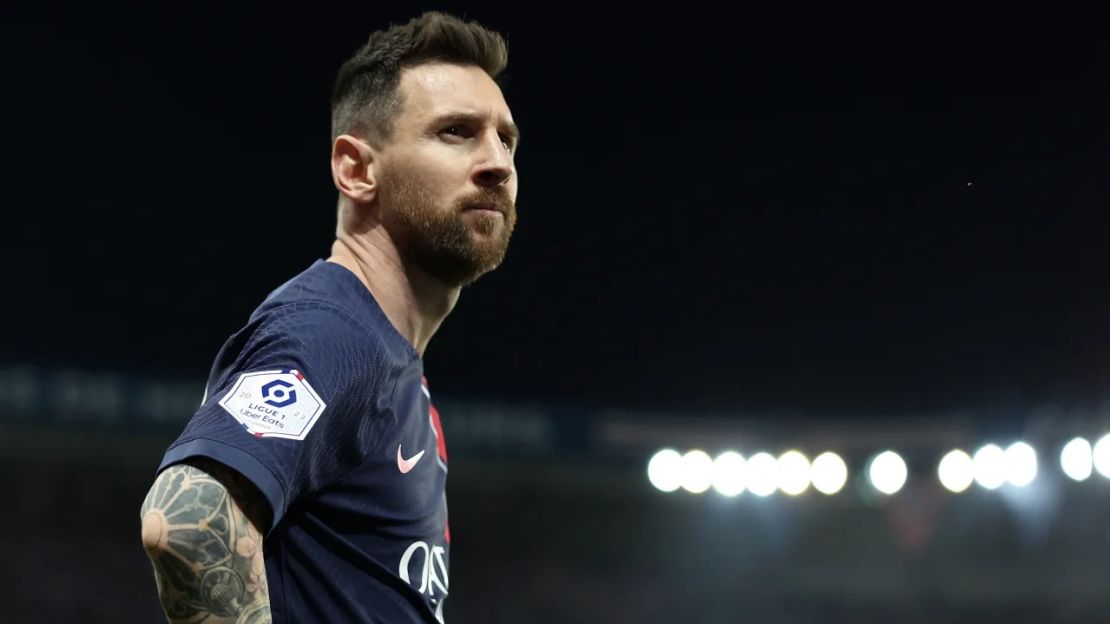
[327,215,460,357]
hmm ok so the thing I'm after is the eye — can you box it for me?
[440,124,473,140]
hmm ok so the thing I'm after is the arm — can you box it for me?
[140,458,274,624]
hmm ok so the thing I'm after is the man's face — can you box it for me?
[376,62,519,287]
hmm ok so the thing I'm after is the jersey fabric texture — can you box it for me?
[158,260,451,623]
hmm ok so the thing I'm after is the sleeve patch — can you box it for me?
[218,369,327,441]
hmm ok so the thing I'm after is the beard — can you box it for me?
[379,171,517,288]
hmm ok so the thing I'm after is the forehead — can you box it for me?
[396,62,512,125]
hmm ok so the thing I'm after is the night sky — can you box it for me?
[4,5,1109,419]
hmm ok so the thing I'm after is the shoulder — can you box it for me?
[245,262,415,369]
[254,299,414,376]
[210,262,419,414]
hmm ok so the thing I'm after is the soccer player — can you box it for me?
[139,11,519,623]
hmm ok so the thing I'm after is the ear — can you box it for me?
[331,135,378,204]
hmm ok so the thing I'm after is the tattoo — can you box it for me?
[141,460,273,624]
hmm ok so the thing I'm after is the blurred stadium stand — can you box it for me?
[2,363,1110,622]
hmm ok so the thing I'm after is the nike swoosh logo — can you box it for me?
[397,444,426,474]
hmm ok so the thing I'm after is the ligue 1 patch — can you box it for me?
[218,369,326,440]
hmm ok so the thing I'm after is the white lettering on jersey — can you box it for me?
[399,540,449,622]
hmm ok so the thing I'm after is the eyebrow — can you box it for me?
[434,112,521,147]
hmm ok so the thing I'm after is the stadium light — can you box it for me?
[1093,434,1110,479]
[777,450,811,496]
[811,452,848,495]
[972,444,1007,490]
[647,448,684,492]
[1060,437,1093,481]
[937,449,974,493]
[712,451,747,497]
[1004,442,1037,487]
[868,450,907,495]
[746,452,779,497]
[680,450,714,494]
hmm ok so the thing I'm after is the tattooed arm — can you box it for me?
[140,458,274,624]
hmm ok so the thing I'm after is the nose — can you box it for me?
[472,132,514,189]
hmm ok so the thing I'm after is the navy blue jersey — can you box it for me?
[159,260,451,623]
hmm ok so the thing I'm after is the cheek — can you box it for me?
[386,159,449,204]
[409,156,464,195]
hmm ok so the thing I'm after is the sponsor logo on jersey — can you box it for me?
[218,369,325,440]
[399,539,449,623]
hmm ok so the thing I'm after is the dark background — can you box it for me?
[3,3,1110,623]
[5,4,1109,417]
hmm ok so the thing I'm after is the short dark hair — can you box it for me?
[330,12,509,145]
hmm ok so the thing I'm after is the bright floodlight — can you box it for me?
[937,449,974,493]
[1004,442,1038,487]
[647,449,684,492]
[811,452,848,495]
[712,451,747,497]
[868,450,908,495]
[972,444,1007,490]
[1060,437,1093,481]
[746,452,779,497]
[1093,434,1110,479]
[680,450,714,494]
[777,451,811,496]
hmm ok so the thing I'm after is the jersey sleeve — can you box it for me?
[158,301,397,532]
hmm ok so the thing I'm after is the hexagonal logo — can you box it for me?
[261,379,297,408]
[218,369,326,440]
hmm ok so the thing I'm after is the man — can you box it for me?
[139,11,519,623]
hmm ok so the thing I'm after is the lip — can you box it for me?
[465,204,505,216]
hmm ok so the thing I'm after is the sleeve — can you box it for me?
[158,301,397,532]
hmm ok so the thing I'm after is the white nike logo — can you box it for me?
[397,444,426,474]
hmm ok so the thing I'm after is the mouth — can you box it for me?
[464,203,506,217]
